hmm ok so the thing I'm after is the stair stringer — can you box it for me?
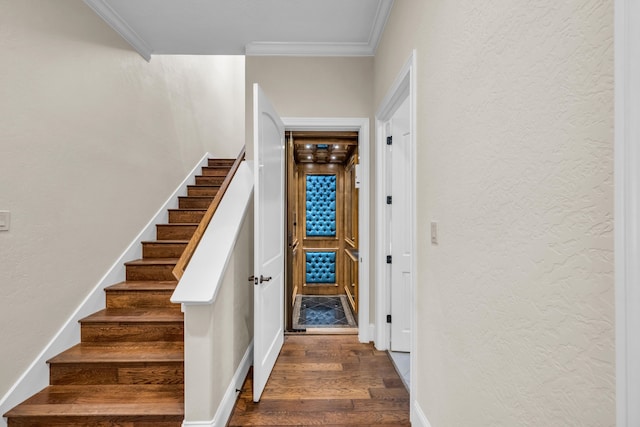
[0,152,211,427]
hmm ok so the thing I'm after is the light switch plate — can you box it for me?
[0,211,10,231]
[430,221,438,245]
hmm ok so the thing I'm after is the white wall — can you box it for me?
[183,207,253,423]
[0,0,244,398]
[375,1,615,426]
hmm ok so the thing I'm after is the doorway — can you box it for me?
[374,51,417,411]
[281,117,371,343]
[285,131,360,333]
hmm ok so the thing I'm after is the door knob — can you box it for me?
[259,275,272,283]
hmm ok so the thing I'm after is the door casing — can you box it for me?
[374,50,418,422]
[283,117,371,343]
[615,0,640,424]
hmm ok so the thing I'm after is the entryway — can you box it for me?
[285,131,360,333]
[374,51,417,403]
[251,85,372,403]
[281,117,371,343]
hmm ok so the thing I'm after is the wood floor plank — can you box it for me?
[271,362,343,372]
[229,335,409,426]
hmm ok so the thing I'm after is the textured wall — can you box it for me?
[0,0,244,398]
[375,1,614,426]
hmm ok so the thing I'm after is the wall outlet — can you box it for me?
[430,221,438,245]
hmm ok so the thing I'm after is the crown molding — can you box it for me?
[246,0,394,57]
[368,0,394,54]
[83,0,153,61]
[245,41,374,57]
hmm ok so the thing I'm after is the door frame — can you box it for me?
[282,117,371,344]
[374,49,417,409]
[387,95,412,352]
[616,0,640,424]
[374,51,417,348]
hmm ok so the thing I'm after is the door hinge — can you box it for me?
[386,255,392,264]
[386,196,392,205]
[386,136,393,145]
[386,314,392,323]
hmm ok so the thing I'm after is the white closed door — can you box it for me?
[253,84,285,402]
[390,96,412,352]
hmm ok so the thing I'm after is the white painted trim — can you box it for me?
[246,0,394,57]
[374,116,390,351]
[246,42,374,57]
[182,341,254,427]
[368,0,394,54]
[374,50,418,418]
[0,154,210,426]
[171,162,254,305]
[412,401,433,427]
[282,117,370,344]
[83,0,153,61]
[616,0,640,425]
[369,323,376,342]
[374,52,416,350]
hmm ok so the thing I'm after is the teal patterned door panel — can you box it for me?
[305,175,336,237]
[306,251,336,283]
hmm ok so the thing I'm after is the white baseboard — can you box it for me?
[183,341,254,427]
[0,153,211,427]
[412,400,433,427]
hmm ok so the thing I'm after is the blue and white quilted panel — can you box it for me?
[306,251,336,283]
[306,175,336,237]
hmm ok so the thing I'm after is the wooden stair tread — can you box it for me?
[80,308,183,323]
[106,281,178,291]
[194,175,224,180]
[48,342,183,364]
[194,175,225,179]
[141,240,189,244]
[177,196,214,200]
[4,156,246,425]
[5,385,183,417]
[124,258,179,266]
[187,185,221,189]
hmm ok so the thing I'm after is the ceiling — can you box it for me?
[84,0,394,60]
[292,132,358,165]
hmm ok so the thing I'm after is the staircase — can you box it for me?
[4,158,236,427]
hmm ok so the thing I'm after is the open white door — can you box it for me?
[390,96,412,352]
[253,84,285,402]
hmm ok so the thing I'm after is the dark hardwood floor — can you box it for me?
[228,335,410,426]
